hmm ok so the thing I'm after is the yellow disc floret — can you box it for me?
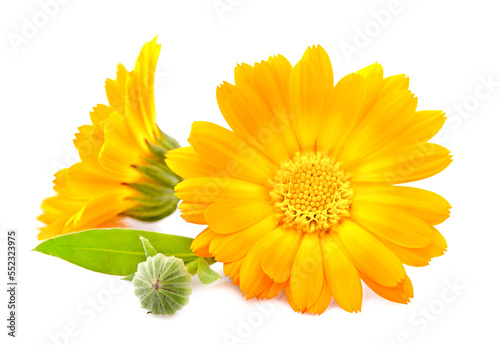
[270,152,353,234]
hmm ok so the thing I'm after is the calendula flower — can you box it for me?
[38,38,181,240]
[166,46,452,314]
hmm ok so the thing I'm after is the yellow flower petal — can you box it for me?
[266,54,293,93]
[316,73,365,156]
[130,37,161,139]
[99,111,144,178]
[301,45,334,95]
[209,214,279,262]
[361,272,414,304]
[350,200,434,248]
[261,226,303,283]
[401,110,446,143]
[377,227,447,267]
[217,84,290,164]
[175,177,270,205]
[73,123,105,171]
[105,63,129,114]
[289,59,325,151]
[338,219,405,287]
[256,280,287,300]
[190,227,218,257]
[53,163,122,200]
[351,143,452,184]
[89,104,113,126]
[38,219,71,240]
[64,190,135,234]
[234,55,291,112]
[355,62,384,115]
[121,38,160,150]
[285,282,303,313]
[307,278,332,315]
[340,79,417,164]
[38,196,80,223]
[188,121,277,185]
[166,146,216,179]
[178,202,207,225]
[290,233,324,309]
[351,110,446,165]
[240,229,282,299]
[321,233,362,313]
[224,257,244,285]
[205,200,275,234]
[353,185,451,225]
[232,56,301,158]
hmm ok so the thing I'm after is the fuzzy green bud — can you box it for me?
[132,253,192,315]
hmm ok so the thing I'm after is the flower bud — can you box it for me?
[132,253,192,315]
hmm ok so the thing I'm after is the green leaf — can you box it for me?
[33,229,197,276]
[196,258,220,285]
[139,236,157,257]
[122,273,135,281]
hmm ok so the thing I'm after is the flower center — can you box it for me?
[270,152,353,234]
[152,279,161,291]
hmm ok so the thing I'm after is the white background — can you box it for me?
[1,0,499,344]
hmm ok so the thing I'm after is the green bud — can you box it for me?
[132,254,192,315]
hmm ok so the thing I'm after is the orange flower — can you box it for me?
[38,38,181,240]
[166,45,452,314]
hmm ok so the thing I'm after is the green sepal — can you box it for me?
[133,164,179,188]
[185,257,219,284]
[157,129,181,151]
[131,195,172,208]
[125,182,172,198]
[123,182,179,222]
[143,157,179,177]
[122,197,179,222]
[122,129,183,223]
[196,259,221,285]
[146,140,171,161]
[139,236,157,257]
[185,259,200,275]
[145,130,180,160]
[184,257,202,275]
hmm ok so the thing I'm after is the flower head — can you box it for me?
[166,45,452,314]
[38,38,181,240]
